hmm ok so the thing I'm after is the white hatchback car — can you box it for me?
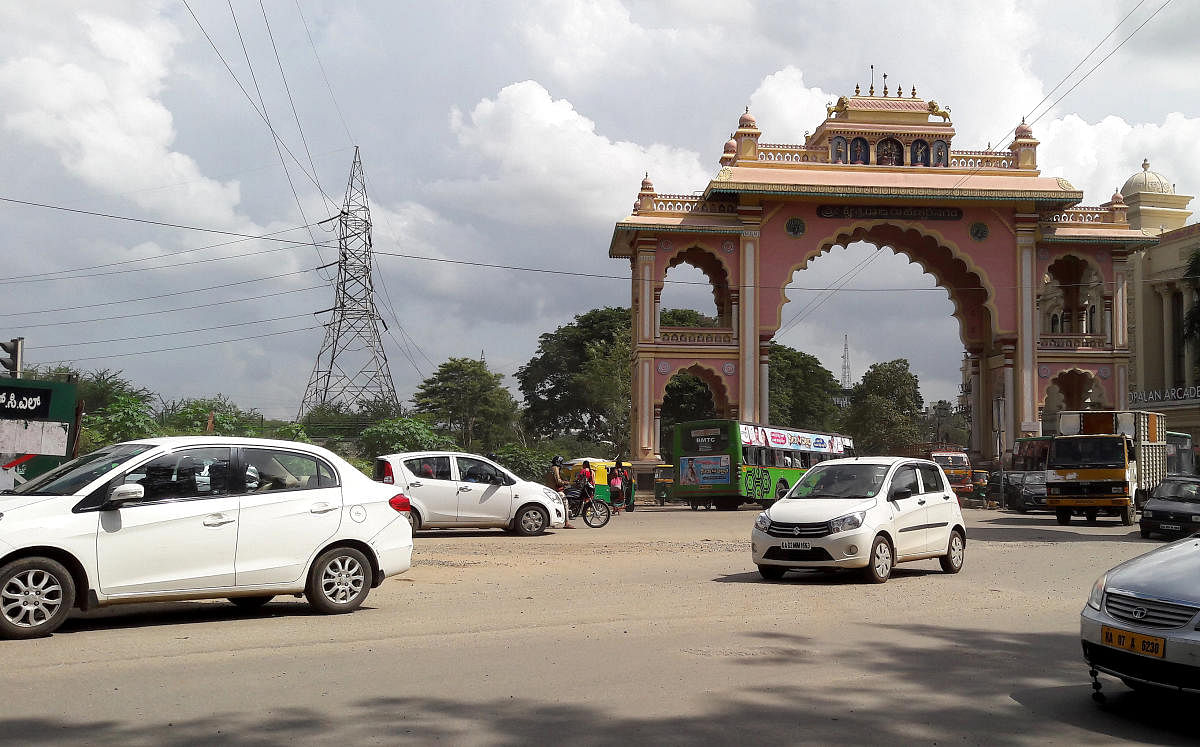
[0,437,413,639]
[374,451,565,534]
[751,456,967,583]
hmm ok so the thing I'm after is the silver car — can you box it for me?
[1081,536,1200,695]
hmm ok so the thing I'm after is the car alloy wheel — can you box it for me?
[321,555,366,605]
[516,506,548,535]
[3,568,65,629]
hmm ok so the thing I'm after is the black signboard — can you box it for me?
[817,205,963,221]
[0,385,53,419]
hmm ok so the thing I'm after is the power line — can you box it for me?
[26,312,314,349]
[0,267,324,317]
[7,286,323,329]
[36,324,321,365]
[294,0,354,144]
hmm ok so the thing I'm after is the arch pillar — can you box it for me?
[630,237,659,462]
[739,230,761,423]
[1016,215,1041,435]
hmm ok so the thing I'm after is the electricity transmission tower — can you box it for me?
[297,147,398,419]
[841,334,852,389]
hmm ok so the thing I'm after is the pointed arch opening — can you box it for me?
[659,246,732,329]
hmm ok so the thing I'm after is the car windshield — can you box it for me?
[1048,437,1125,469]
[1152,481,1200,503]
[787,464,890,499]
[932,454,968,467]
[1023,472,1046,485]
[11,443,154,496]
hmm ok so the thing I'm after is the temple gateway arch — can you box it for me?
[608,88,1155,480]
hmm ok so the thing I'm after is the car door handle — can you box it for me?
[309,503,338,514]
[458,486,473,493]
[917,499,926,505]
[203,514,235,527]
[409,481,423,488]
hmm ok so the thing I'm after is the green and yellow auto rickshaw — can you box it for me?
[653,463,675,505]
[563,458,632,509]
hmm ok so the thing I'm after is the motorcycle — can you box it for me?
[562,481,611,528]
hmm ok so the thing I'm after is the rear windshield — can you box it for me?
[1048,437,1125,469]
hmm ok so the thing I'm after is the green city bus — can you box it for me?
[670,419,855,511]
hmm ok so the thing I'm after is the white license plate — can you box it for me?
[780,540,811,550]
[1160,523,1181,531]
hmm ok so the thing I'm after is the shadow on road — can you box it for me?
[2,624,1195,744]
[969,516,1151,544]
[713,567,938,585]
[56,598,364,635]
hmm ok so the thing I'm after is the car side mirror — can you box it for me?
[105,483,144,509]
[890,488,912,501]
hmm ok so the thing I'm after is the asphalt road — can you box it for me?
[0,506,1194,745]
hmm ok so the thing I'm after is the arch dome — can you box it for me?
[1121,159,1174,197]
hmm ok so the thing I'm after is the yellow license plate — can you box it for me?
[1101,625,1166,658]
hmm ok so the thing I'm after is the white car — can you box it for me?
[1081,538,1200,695]
[0,437,413,639]
[751,456,967,583]
[374,451,565,534]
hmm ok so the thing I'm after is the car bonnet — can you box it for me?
[1106,537,1200,605]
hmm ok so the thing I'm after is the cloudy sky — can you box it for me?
[1,0,1197,419]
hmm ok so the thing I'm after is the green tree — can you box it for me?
[575,328,631,455]
[659,371,717,462]
[660,307,718,328]
[922,399,969,445]
[31,366,154,414]
[516,307,630,438]
[1182,250,1200,355]
[160,395,261,436]
[768,342,840,430]
[81,393,159,449]
[272,422,312,443]
[359,417,454,457]
[412,357,518,450]
[843,359,924,454]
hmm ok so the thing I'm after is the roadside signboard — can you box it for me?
[0,379,78,490]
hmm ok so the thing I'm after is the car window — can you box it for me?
[890,465,920,496]
[917,464,944,493]
[405,456,452,481]
[457,457,503,484]
[124,447,233,502]
[243,448,330,492]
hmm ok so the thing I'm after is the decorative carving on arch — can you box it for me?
[659,245,734,323]
[767,222,996,346]
[1041,253,1107,335]
[656,361,732,417]
[1042,368,1109,415]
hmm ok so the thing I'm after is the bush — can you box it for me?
[359,417,454,458]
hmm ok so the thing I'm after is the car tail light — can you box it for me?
[389,494,411,513]
[379,460,394,484]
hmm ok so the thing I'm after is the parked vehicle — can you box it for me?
[653,463,675,505]
[671,419,855,511]
[1009,471,1047,513]
[1139,476,1200,539]
[1081,538,1200,695]
[0,437,413,639]
[374,451,565,534]
[750,456,966,583]
[1012,435,1053,471]
[1166,431,1196,475]
[1047,410,1167,526]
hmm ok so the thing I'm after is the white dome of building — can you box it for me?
[1121,159,1174,197]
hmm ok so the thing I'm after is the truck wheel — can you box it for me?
[1085,509,1099,524]
[1055,509,1072,526]
[1120,504,1135,526]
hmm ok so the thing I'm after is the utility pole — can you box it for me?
[297,148,398,419]
[841,334,851,390]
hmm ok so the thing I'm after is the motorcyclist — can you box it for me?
[548,456,575,529]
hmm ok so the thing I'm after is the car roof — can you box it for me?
[379,451,487,459]
[813,456,928,467]
[126,436,329,452]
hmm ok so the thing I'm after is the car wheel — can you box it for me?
[689,500,699,511]
[1015,500,1027,514]
[758,564,786,580]
[862,536,893,584]
[939,530,965,574]
[0,557,76,639]
[305,547,371,614]
[1056,509,1072,526]
[1120,504,1135,526]
[1085,509,1099,524]
[1139,528,1151,539]
[407,508,422,532]
[228,595,274,611]
[514,505,549,536]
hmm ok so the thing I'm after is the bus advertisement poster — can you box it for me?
[679,455,730,486]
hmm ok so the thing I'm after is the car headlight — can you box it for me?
[543,488,563,504]
[754,512,771,532]
[1087,573,1107,611]
[1111,485,1125,494]
[1142,510,1154,518]
[830,511,866,534]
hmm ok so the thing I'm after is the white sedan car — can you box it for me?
[751,456,967,583]
[374,451,565,534]
[0,437,413,639]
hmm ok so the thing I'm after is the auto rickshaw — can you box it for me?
[653,463,675,505]
[563,458,632,509]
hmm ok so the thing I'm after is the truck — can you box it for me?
[1045,410,1167,526]
[894,442,974,499]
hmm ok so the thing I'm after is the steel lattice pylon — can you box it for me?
[297,147,398,418]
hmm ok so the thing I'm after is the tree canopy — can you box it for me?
[843,359,924,454]
[768,342,840,431]
[412,357,517,450]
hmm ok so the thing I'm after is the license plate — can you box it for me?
[1160,523,1181,531]
[1101,625,1166,658]
[780,540,811,550]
